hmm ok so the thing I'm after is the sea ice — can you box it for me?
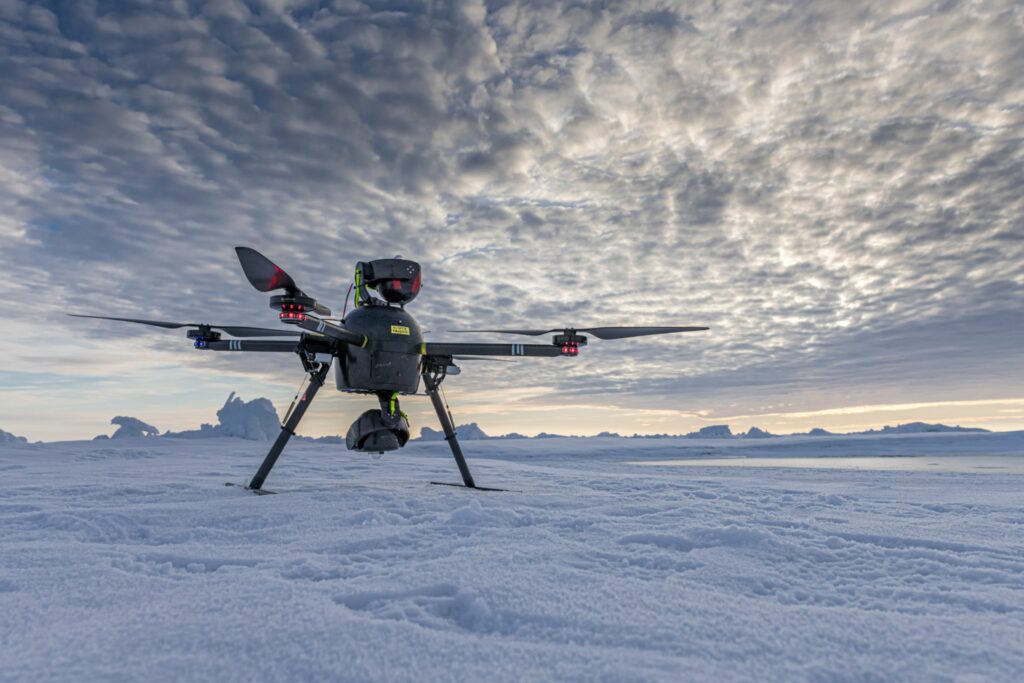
[0,432,1021,682]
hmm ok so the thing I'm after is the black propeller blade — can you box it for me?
[449,326,709,340]
[235,247,298,294]
[68,314,301,338]
[577,326,709,340]
[235,246,331,316]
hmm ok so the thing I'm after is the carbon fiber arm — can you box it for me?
[423,342,564,357]
[203,340,303,352]
[291,316,367,346]
[202,335,336,354]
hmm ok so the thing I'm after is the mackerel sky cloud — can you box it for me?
[1,0,1022,440]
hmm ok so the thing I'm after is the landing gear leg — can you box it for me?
[422,371,476,488]
[247,361,331,491]
[420,363,506,491]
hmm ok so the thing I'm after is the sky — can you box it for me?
[1,0,1022,442]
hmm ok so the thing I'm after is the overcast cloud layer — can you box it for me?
[1,0,1022,439]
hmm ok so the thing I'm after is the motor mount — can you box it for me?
[553,330,587,356]
[187,325,222,349]
[270,293,325,323]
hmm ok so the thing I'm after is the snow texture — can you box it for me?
[1,432,1023,682]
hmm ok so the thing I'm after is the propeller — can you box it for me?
[449,326,709,340]
[235,246,299,293]
[235,246,331,316]
[68,314,301,338]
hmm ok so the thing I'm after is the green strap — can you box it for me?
[389,391,398,415]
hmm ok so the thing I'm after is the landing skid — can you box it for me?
[430,481,510,492]
[224,482,278,495]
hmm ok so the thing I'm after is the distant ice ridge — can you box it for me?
[861,421,988,434]
[417,423,489,441]
[686,425,733,438]
[411,420,992,441]
[167,392,281,441]
[0,428,28,444]
[109,416,159,439]
[89,389,994,443]
[95,393,283,441]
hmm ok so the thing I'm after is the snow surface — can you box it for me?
[1,433,1023,682]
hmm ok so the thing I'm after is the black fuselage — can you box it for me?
[335,305,424,395]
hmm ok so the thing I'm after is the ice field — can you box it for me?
[1,433,1023,682]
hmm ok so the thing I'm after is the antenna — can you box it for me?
[341,281,354,319]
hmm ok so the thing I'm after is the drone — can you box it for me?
[71,248,707,492]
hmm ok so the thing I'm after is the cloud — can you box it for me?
[0,0,1022,439]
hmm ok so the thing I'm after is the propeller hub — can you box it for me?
[553,330,586,356]
[270,293,318,323]
[553,331,588,345]
[186,326,221,341]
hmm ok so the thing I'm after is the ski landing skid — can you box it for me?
[430,481,511,492]
[224,482,277,495]
[226,481,509,494]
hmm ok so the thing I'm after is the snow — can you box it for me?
[1,432,1023,682]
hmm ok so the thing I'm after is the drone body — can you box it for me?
[71,247,708,492]
[337,303,424,396]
